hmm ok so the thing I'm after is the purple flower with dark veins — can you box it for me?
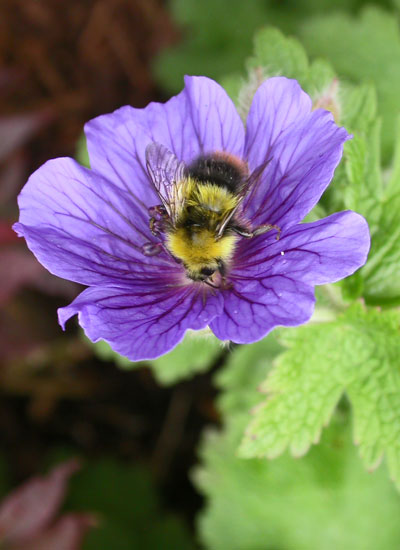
[14,76,370,360]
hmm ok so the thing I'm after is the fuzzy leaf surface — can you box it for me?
[195,337,400,550]
[239,305,400,490]
[195,418,400,550]
[361,120,400,305]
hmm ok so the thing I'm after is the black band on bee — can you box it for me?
[187,153,247,193]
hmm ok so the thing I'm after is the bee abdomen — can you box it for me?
[187,152,248,193]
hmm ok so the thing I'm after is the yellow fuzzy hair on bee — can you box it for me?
[165,178,240,280]
[146,145,278,285]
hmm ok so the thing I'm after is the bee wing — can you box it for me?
[145,142,187,223]
[216,156,272,238]
[239,155,272,212]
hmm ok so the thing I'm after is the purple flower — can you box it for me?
[14,76,370,360]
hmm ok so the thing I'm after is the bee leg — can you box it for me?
[203,278,231,291]
[231,224,281,240]
[148,205,168,236]
[203,280,219,295]
[216,260,233,290]
[216,259,226,277]
[252,224,281,240]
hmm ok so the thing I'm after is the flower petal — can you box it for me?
[244,77,350,228]
[211,210,369,343]
[210,276,315,343]
[182,75,245,157]
[14,158,175,286]
[85,76,245,207]
[236,211,370,286]
[244,77,312,170]
[0,460,80,545]
[58,284,224,361]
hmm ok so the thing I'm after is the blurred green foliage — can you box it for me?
[149,331,222,385]
[154,0,393,93]
[360,117,400,304]
[194,335,400,550]
[63,459,194,550]
[155,0,398,164]
[300,6,400,163]
[91,330,223,385]
[76,134,90,168]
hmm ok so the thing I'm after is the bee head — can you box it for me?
[186,265,216,282]
[199,266,216,280]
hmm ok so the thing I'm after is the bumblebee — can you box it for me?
[144,142,279,286]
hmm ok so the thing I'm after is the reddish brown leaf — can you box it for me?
[0,459,80,545]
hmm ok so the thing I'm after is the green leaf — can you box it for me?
[315,81,380,219]
[305,58,336,97]
[195,326,400,548]
[64,459,194,550]
[340,111,400,306]
[341,269,365,302]
[216,334,283,424]
[385,116,400,198]
[76,134,90,168]
[246,28,309,83]
[240,28,337,109]
[362,145,400,304]
[340,82,377,133]
[362,198,400,305]
[239,305,400,490]
[343,118,383,228]
[195,415,400,550]
[239,323,346,459]
[91,338,138,370]
[219,73,243,107]
[66,460,158,526]
[150,331,222,385]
